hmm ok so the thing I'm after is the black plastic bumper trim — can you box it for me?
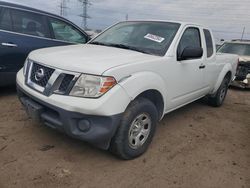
[16,84,122,150]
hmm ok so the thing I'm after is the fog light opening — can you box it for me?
[78,119,91,132]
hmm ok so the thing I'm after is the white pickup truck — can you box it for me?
[16,20,238,159]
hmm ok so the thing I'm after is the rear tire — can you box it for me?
[110,97,158,160]
[208,76,230,107]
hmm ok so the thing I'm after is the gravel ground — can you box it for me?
[0,87,249,188]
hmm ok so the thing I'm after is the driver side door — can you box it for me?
[169,27,206,108]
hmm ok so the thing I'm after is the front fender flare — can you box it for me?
[118,71,167,112]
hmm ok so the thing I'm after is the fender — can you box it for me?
[118,71,167,113]
[211,63,232,94]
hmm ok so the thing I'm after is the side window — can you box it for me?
[177,27,201,58]
[204,29,214,57]
[0,8,12,31]
[11,9,50,38]
[49,18,87,43]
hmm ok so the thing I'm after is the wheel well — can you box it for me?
[135,90,164,120]
[225,71,232,81]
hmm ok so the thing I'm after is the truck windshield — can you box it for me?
[89,21,180,56]
[218,43,250,56]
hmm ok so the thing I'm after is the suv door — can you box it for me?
[0,7,88,86]
[170,27,206,107]
[0,7,17,85]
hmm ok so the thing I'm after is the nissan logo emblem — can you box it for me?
[35,68,45,81]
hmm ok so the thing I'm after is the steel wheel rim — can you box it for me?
[128,113,152,149]
[220,86,226,102]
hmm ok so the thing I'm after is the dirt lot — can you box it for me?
[0,87,249,188]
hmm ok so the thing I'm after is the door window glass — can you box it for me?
[0,8,12,31]
[49,18,87,43]
[11,9,49,37]
[178,27,201,58]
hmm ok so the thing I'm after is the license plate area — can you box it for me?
[24,98,44,121]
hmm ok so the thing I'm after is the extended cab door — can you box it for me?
[169,26,207,108]
[202,29,220,90]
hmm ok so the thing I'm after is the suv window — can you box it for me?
[178,27,201,58]
[11,9,50,38]
[204,29,214,57]
[0,8,12,31]
[49,18,87,43]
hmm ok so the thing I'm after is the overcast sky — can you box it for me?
[3,0,250,42]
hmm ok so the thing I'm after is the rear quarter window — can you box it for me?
[204,29,214,57]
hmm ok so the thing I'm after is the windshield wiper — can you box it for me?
[106,43,150,54]
[90,42,151,55]
[89,41,109,46]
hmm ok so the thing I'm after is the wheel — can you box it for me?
[208,76,230,107]
[110,97,158,160]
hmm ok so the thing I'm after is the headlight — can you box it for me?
[23,58,29,76]
[69,74,117,98]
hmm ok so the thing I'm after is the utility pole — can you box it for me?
[78,0,91,30]
[241,27,245,41]
[59,0,68,17]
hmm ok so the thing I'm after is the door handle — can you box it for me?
[199,65,206,69]
[1,42,18,47]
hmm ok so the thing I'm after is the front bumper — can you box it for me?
[17,85,122,150]
[16,69,131,116]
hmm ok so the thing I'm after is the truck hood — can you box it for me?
[29,44,159,75]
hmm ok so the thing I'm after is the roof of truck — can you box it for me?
[118,19,206,28]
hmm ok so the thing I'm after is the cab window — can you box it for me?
[177,27,201,59]
[49,18,87,43]
[204,29,214,57]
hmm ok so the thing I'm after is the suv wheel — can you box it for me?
[110,98,158,160]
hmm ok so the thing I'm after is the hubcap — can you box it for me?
[128,113,151,149]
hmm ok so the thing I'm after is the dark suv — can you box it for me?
[0,2,89,86]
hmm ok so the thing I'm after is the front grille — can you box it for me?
[58,74,75,93]
[30,63,55,87]
[26,61,80,96]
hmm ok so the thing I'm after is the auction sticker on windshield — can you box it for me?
[144,33,165,43]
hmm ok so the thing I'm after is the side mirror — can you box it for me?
[178,46,203,61]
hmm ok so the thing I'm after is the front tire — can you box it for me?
[208,76,230,107]
[110,98,158,160]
